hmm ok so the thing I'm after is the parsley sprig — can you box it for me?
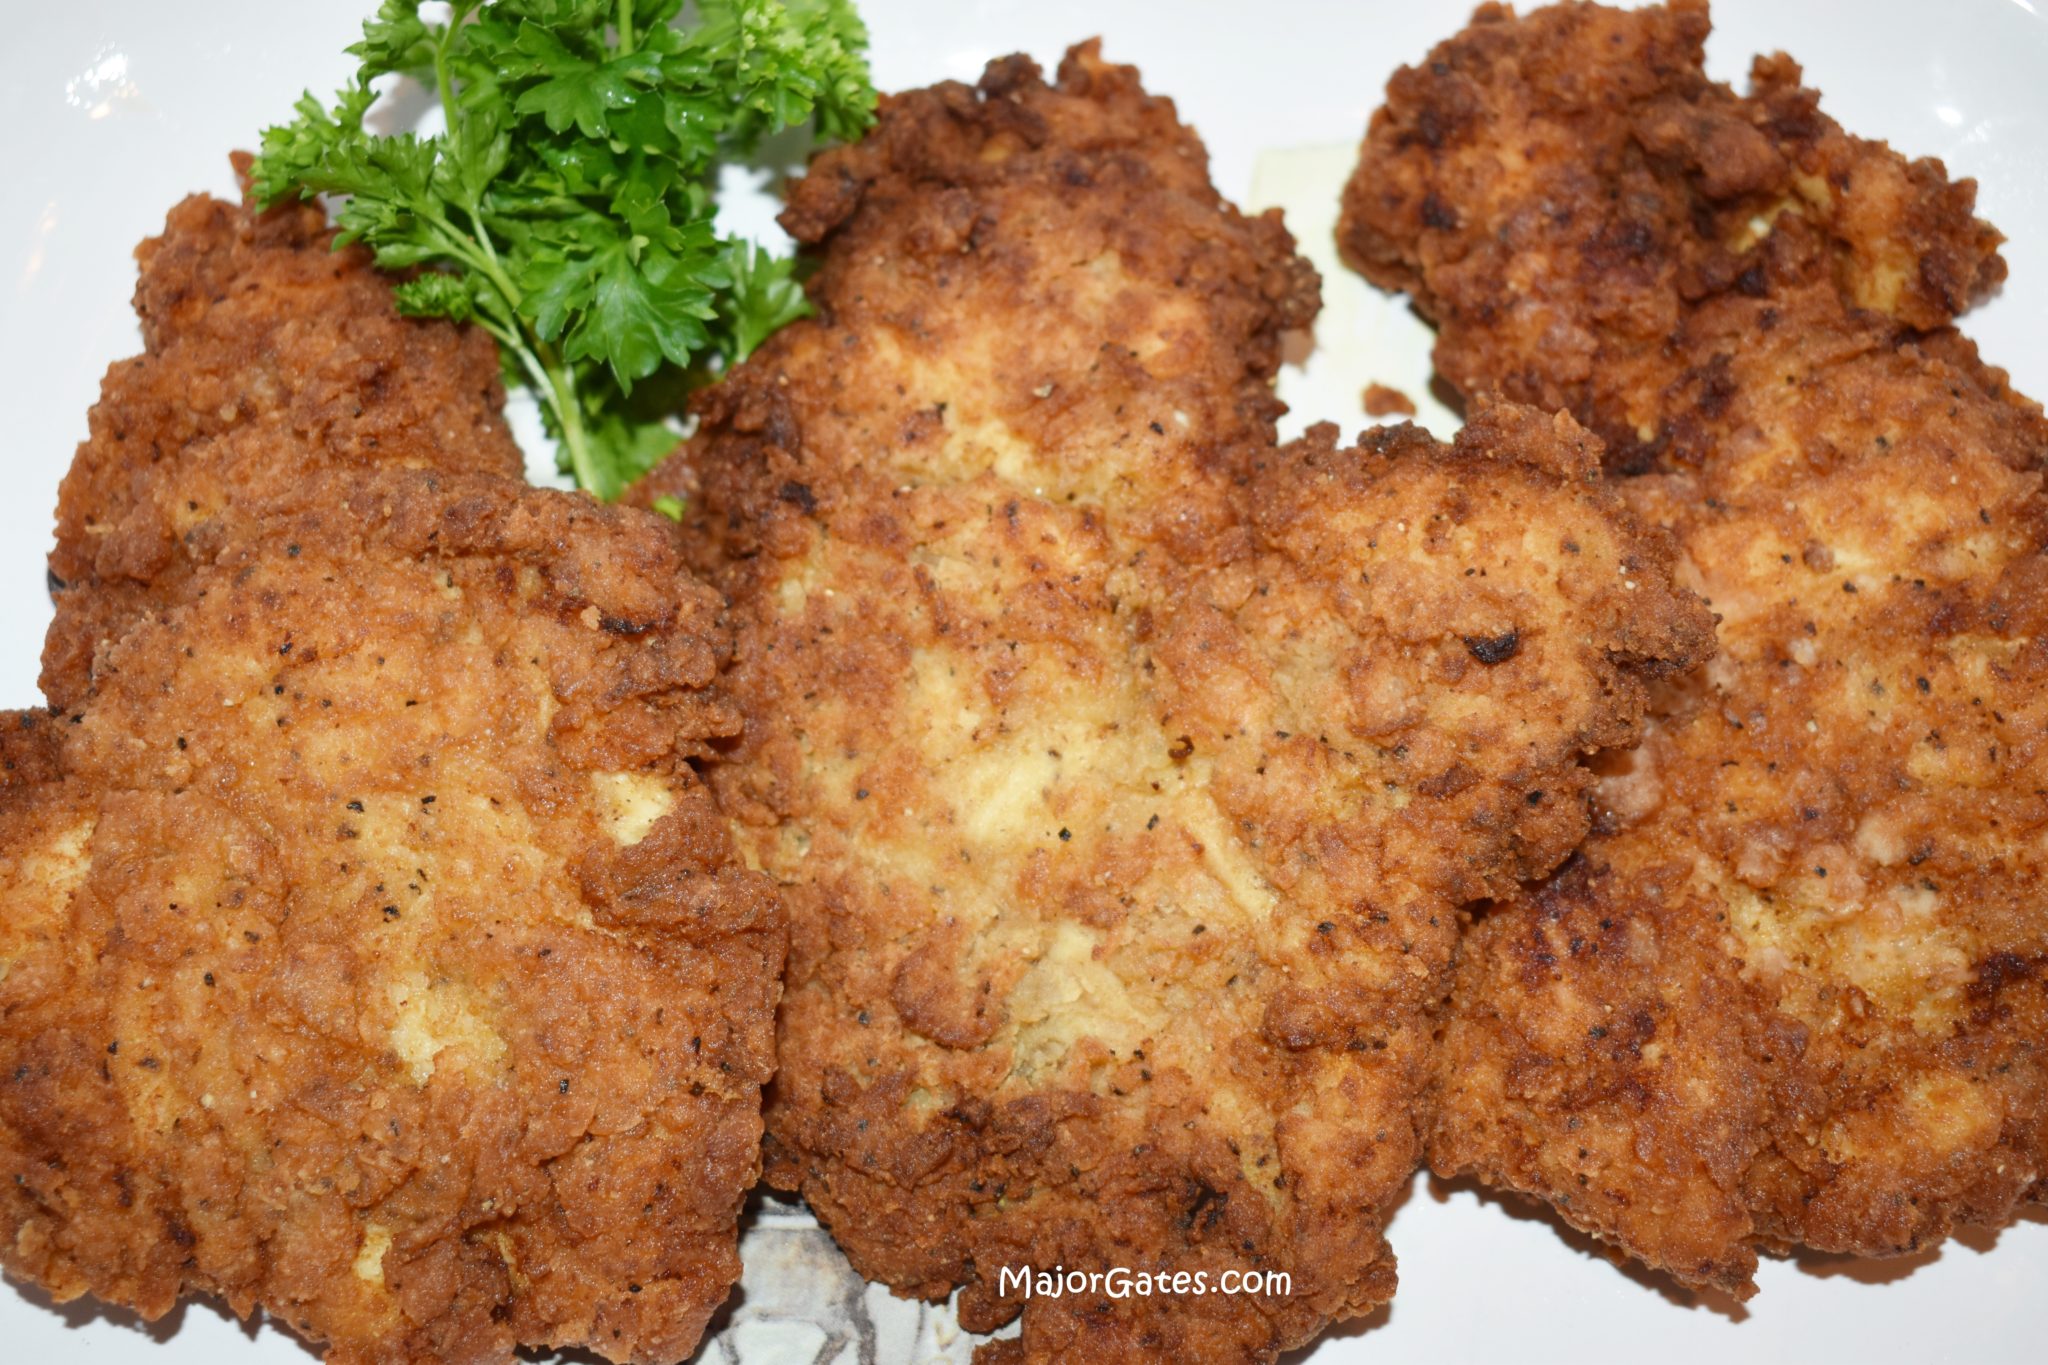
[252,0,875,500]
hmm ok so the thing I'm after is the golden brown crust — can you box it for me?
[638,43,1709,1361]
[1339,0,2006,472]
[0,712,63,792]
[2,466,784,1364]
[44,183,523,710]
[1345,0,2048,1294]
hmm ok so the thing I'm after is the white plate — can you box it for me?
[2,2,2043,1362]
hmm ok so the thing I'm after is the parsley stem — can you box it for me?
[417,204,522,312]
[412,187,593,493]
[426,19,513,299]
[477,311,601,498]
[434,21,460,136]
[470,216,511,288]
[619,0,637,55]
[539,348,601,496]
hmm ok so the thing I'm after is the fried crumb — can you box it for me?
[1363,382,1416,417]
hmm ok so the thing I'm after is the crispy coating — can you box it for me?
[1340,0,2007,474]
[1,467,783,1363]
[44,175,524,711]
[638,44,1709,1361]
[0,713,63,793]
[1344,0,2048,1293]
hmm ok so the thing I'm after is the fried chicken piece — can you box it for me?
[1,466,783,1363]
[635,44,1709,1360]
[44,173,524,711]
[1340,0,2007,474]
[1343,0,2048,1293]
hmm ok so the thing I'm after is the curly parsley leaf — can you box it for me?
[252,0,875,501]
[716,240,811,363]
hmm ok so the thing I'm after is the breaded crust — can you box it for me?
[1344,0,2048,1293]
[1339,0,2006,470]
[1,467,783,1363]
[0,712,63,792]
[44,176,524,710]
[638,44,1709,1361]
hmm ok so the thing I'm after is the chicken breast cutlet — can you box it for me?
[636,44,1709,1361]
[1343,0,2048,1292]
[1,467,782,1363]
[44,171,524,711]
